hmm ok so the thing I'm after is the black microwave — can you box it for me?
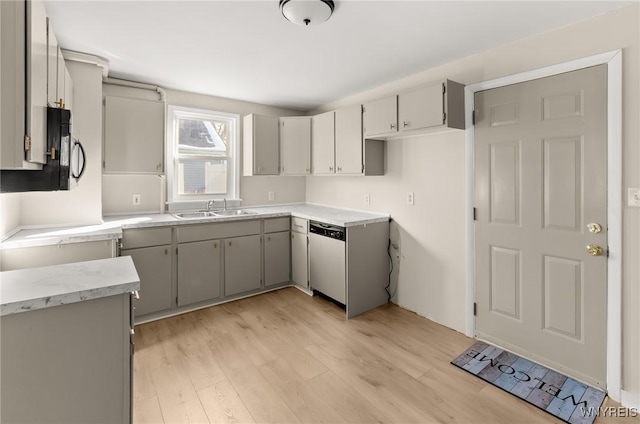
[1,107,85,192]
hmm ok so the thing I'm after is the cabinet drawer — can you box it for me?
[177,220,261,243]
[291,217,308,234]
[264,217,290,233]
[121,227,171,249]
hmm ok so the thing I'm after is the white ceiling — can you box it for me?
[44,0,632,111]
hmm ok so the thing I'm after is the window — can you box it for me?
[167,106,239,203]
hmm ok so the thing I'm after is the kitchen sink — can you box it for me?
[212,209,256,216]
[173,211,217,219]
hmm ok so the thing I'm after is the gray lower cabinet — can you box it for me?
[177,239,222,306]
[225,234,261,296]
[265,231,290,287]
[121,245,172,317]
[1,293,132,423]
[291,217,309,289]
[121,227,173,318]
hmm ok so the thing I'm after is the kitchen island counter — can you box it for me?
[0,256,140,316]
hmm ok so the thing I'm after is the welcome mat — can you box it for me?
[451,341,606,424]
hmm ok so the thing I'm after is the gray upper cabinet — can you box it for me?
[177,239,222,306]
[243,114,279,176]
[398,80,465,132]
[311,111,335,175]
[362,95,398,138]
[26,0,48,165]
[103,96,165,173]
[280,116,311,175]
[335,105,363,175]
[1,0,75,172]
[1,0,29,170]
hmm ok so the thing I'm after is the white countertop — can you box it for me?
[0,256,140,316]
[0,203,390,250]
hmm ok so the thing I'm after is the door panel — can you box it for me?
[543,137,582,231]
[490,141,520,225]
[490,246,520,319]
[475,65,607,388]
[544,256,582,339]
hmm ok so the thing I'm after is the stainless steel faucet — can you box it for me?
[206,200,215,211]
[223,198,227,211]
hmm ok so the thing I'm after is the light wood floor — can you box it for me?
[134,287,636,423]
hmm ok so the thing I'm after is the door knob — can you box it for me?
[586,244,604,256]
[587,223,603,234]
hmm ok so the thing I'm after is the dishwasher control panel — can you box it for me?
[309,221,346,242]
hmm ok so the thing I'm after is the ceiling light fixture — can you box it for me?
[279,0,335,26]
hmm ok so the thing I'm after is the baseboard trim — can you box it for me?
[621,390,640,409]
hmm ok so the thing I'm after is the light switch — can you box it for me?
[364,193,370,205]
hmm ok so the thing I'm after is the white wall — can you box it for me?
[19,61,104,226]
[101,85,306,214]
[0,60,104,233]
[307,4,640,395]
[0,193,21,238]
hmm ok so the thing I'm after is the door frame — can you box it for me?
[464,50,623,400]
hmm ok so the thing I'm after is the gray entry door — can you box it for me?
[474,65,607,388]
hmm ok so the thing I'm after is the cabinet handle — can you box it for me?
[390,123,396,130]
[164,248,168,255]
[403,121,409,128]
[329,166,333,172]
[337,166,342,172]
[228,241,232,247]
[213,242,217,249]
[267,236,271,241]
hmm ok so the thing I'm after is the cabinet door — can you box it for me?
[280,117,311,175]
[243,114,279,176]
[121,246,172,317]
[399,83,444,131]
[26,0,48,164]
[104,96,164,173]
[335,105,363,175]
[177,240,222,306]
[363,95,397,137]
[224,235,261,296]
[1,0,30,170]
[46,23,58,106]
[56,47,65,106]
[265,231,290,287]
[312,111,335,175]
[291,232,308,289]
[63,67,73,114]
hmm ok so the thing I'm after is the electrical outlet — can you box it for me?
[406,192,414,205]
[132,194,141,206]
[364,193,370,205]
[629,188,640,207]
[268,191,275,201]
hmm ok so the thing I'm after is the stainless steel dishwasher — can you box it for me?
[308,221,346,305]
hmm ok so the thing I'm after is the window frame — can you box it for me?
[166,105,240,205]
